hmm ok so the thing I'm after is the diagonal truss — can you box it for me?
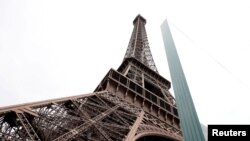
[0,91,141,141]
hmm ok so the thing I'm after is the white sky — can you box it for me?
[1,0,250,126]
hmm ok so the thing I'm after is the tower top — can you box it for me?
[133,14,146,25]
[124,15,158,72]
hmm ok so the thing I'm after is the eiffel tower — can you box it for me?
[0,15,182,141]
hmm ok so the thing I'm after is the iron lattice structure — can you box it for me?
[0,15,183,141]
[124,15,158,73]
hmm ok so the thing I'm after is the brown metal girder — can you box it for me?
[70,99,113,141]
[95,95,131,126]
[99,122,129,130]
[107,69,176,108]
[106,76,181,131]
[125,110,145,141]
[16,112,41,141]
[53,105,120,141]
[0,91,106,113]
[108,76,178,116]
[117,58,170,88]
[100,125,126,140]
[36,108,84,128]
[93,95,135,127]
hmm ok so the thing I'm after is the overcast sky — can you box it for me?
[1,0,250,126]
